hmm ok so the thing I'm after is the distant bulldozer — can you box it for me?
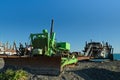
[83,41,113,59]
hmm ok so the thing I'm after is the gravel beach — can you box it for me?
[0,58,120,80]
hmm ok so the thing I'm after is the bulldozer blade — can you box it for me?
[2,56,61,75]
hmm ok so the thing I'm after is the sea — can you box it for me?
[113,53,120,60]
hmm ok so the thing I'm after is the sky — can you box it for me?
[0,0,120,52]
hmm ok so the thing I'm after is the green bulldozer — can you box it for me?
[2,19,78,75]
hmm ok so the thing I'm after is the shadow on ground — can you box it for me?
[69,68,120,80]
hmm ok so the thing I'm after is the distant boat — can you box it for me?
[0,42,17,55]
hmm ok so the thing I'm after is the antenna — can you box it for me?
[50,19,54,38]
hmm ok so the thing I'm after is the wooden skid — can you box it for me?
[77,56,91,61]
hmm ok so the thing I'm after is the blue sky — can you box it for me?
[0,0,120,52]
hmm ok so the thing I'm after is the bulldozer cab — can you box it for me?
[30,29,49,55]
[30,28,56,56]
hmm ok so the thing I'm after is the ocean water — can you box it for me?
[113,53,120,60]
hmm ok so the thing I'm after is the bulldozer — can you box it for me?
[83,41,113,59]
[1,19,78,75]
